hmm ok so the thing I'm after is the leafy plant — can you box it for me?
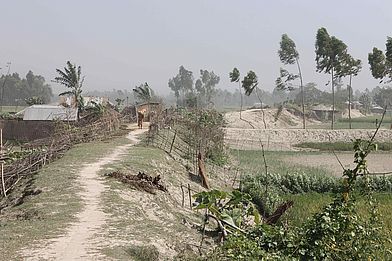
[53,61,85,120]
[229,67,243,119]
[206,136,390,259]
[133,82,154,104]
[193,189,261,232]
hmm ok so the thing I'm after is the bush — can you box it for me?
[206,139,392,260]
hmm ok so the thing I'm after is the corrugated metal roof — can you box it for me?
[23,105,78,121]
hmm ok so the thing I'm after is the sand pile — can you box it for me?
[225,108,319,129]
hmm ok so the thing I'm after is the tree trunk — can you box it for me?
[331,68,335,130]
[348,74,352,129]
[255,88,267,129]
[75,94,80,121]
[296,58,306,129]
[239,81,243,119]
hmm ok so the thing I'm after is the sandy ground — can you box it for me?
[281,153,392,177]
[21,127,147,260]
[225,109,392,175]
[225,128,392,151]
[224,109,392,151]
[224,108,321,129]
[341,109,365,118]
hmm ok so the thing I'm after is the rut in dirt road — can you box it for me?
[22,128,146,260]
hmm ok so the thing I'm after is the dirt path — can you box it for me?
[22,127,147,260]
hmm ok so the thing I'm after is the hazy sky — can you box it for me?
[0,0,391,95]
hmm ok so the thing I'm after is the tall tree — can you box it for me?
[168,76,181,106]
[242,70,267,128]
[168,65,194,107]
[229,68,242,119]
[195,70,220,107]
[368,37,392,85]
[315,27,348,129]
[277,34,306,129]
[54,61,84,119]
[0,71,53,108]
[242,71,258,96]
[336,54,362,129]
[359,90,372,115]
[373,87,392,107]
[0,62,11,112]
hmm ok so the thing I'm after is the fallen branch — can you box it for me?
[105,171,168,194]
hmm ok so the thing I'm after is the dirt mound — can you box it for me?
[225,108,318,129]
[341,109,365,119]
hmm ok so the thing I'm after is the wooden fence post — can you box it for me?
[1,129,6,197]
[169,131,177,154]
[188,183,192,209]
[181,183,185,208]
[198,152,210,189]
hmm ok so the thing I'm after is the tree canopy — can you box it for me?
[229,68,240,83]
[368,37,392,83]
[168,65,194,106]
[133,82,154,104]
[373,87,392,107]
[242,71,258,96]
[0,71,53,106]
[315,27,348,129]
[195,69,220,106]
[315,28,348,75]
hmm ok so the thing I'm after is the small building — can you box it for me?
[136,102,161,122]
[312,104,339,121]
[3,105,77,141]
[371,105,384,114]
[19,105,78,121]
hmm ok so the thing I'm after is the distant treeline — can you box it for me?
[2,70,390,111]
[0,71,53,106]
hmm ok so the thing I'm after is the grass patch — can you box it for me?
[283,192,392,238]
[308,114,392,129]
[126,245,160,261]
[0,105,26,113]
[235,148,392,254]
[295,141,392,151]
[233,149,330,177]
[0,136,130,260]
[283,192,333,227]
[99,145,202,259]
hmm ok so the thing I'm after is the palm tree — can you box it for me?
[133,82,153,104]
[54,61,85,119]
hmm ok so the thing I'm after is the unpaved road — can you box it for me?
[22,127,147,260]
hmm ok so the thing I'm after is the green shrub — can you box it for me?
[206,139,391,259]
